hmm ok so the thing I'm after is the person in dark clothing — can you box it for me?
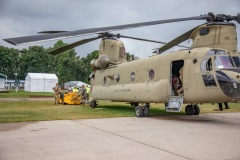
[218,102,230,111]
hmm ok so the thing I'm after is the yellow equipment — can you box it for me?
[59,92,81,105]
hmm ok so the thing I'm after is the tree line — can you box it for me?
[0,40,99,84]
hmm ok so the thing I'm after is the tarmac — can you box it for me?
[1,113,240,160]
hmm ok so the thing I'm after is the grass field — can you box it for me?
[0,90,240,123]
[0,90,53,98]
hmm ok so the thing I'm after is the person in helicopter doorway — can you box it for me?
[177,67,184,96]
[172,67,183,96]
[172,75,181,96]
[218,102,230,111]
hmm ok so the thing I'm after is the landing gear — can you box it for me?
[135,106,144,117]
[193,105,200,115]
[143,104,150,117]
[185,104,200,115]
[90,100,97,108]
[133,103,150,117]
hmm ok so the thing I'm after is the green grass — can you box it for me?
[0,90,53,98]
[0,101,135,123]
[0,99,239,123]
[0,90,240,123]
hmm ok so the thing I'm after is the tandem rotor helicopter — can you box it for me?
[3,12,240,117]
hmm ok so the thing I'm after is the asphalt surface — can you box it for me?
[0,113,240,160]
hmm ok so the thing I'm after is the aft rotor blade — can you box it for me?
[157,25,201,53]
[119,35,189,48]
[49,36,100,55]
[3,14,211,45]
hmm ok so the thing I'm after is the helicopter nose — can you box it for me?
[216,69,240,100]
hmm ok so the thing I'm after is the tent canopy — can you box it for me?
[0,73,7,79]
[0,73,7,91]
[25,73,58,92]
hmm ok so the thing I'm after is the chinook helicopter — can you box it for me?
[3,12,240,117]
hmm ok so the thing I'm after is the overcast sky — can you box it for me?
[0,0,240,58]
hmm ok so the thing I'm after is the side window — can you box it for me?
[201,58,217,87]
[201,58,213,72]
[233,56,240,68]
[103,76,107,84]
[149,69,155,80]
[130,72,135,81]
[202,75,217,86]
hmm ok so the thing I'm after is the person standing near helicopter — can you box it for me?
[52,83,61,105]
[85,85,91,101]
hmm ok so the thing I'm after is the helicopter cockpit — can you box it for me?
[200,49,240,100]
[201,49,240,98]
[203,49,238,70]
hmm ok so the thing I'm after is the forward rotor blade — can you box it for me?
[156,25,202,53]
[119,35,189,48]
[3,14,211,45]
[49,36,100,55]
[38,31,67,34]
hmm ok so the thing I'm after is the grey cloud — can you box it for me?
[0,0,239,58]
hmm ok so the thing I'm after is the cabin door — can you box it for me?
[171,60,184,96]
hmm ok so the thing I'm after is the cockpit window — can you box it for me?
[214,56,235,69]
[206,50,227,56]
[233,56,240,67]
[201,58,213,72]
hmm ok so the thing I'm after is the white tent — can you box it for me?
[0,73,7,91]
[25,73,58,92]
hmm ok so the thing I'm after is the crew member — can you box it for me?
[52,83,61,105]
[177,67,184,96]
[72,86,79,93]
[85,85,90,101]
[80,85,86,105]
[218,102,230,111]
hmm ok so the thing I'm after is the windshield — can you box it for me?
[214,56,235,69]
[232,56,240,68]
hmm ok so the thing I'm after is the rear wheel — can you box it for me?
[143,105,150,117]
[135,106,144,117]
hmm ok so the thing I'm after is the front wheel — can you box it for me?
[185,105,195,115]
[90,100,97,108]
[193,105,200,115]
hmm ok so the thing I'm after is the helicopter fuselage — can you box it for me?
[91,47,240,104]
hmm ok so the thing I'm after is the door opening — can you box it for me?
[171,60,184,96]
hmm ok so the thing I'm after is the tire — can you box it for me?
[135,106,144,117]
[193,105,200,115]
[143,105,150,117]
[185,105,195,115]
[90,100,97,108]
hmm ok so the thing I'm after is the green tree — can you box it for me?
[50,40,81,84]
[18,46,53,79]
[0,46,20,79]
[0,42,102,84]
[80,50,99,82]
